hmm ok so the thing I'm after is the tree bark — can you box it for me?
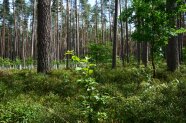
[125,0,129,63]
[112,0,118,69]
[120,0,124,66]
[75,0,79,56]
[31,0,36,59]
[101,0,104,44]
[37,0,52,73]
[13,0,18,60]
[142,42,148,67]
[66,0,70,69]
[137,42,141,66]
[166,0,179,71]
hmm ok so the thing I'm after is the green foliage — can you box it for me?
[183,47,186,63]
[88,43,112,64]
[0,64,186,122]
[0,95,43,123]
[25,57,34,66]
[0,57,12,67]
[72,54,110,122]
[95,66,186,122]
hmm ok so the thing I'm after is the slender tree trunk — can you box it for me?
[2,3,6,58]
[112,0,118,69]
[60,0,64,60]
[66,0,70,69]
[177,12,184,64]
[56,0,60,69]
[22,30,25,68]
[142,42,148,67]
[0,26,1,57]
[125,0,129,63]
[137,42,141,66]
[109,0,112,42]
[95,0,98,43]
[75,0,79,56]
[53,12,56,64]
[7,27,11,59]
[69,1,72,51]
[141,18,148,67]
[120,0,124,66]
[13,0,18,60]
[180,10,184,62]
[101,0,104,44]
[151,42,156,78]
[31,0,36,59]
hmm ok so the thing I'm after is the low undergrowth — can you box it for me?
[0,65,186,122]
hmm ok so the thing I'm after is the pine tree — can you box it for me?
[37,0,52,73]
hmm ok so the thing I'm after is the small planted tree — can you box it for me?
[69,51,110,122]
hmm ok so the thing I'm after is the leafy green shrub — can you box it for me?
[88,43,112,64]
[106,78,186,123]
[25,57,35,66]
[183,47,186,63]
[0,64,185,123]
[0,95,44,123]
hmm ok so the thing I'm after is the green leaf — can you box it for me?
[82,68,88,71]
[65,50,74,55]
[75,67,82,71]
[85,56,90,60]
[88,70,94,75]
[89,64,96,67]
[175,28,186,34]
[72,55,80,62]
[80,59,88,63]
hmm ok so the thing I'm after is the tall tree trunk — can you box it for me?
[75,0,79,56]
[137,42,141,66]
[31,0,36,59]
[101,0,104,44]
[66,0,70,69]
[1,19,5,58]
[141,18,148,67]
[60,0,64,60]
[142,42,148,67]
[151,42,156,78]
[112,0,118,69]
[7,27,11,59]
[56,0,60,68]
[37,0,52,73]
[125,0,129,63]
[177,11,184,64]
[109,0,112,42]
[13,0,18,60]
[22,30,25,68]
[166,0,179,71]
[120,0,124,66]
[95,0,98,43]
[1,0,10,58]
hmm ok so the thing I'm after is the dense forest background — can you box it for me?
[0,0,184,71]
[0,0,186,122]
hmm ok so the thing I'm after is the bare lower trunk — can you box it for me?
[137,43,141,66]
[37,0,52,73]
[112,0,118,69]
[166,0,179,71]
[142,42,148,67]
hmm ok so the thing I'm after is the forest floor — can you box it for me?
[0,64,186,122]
